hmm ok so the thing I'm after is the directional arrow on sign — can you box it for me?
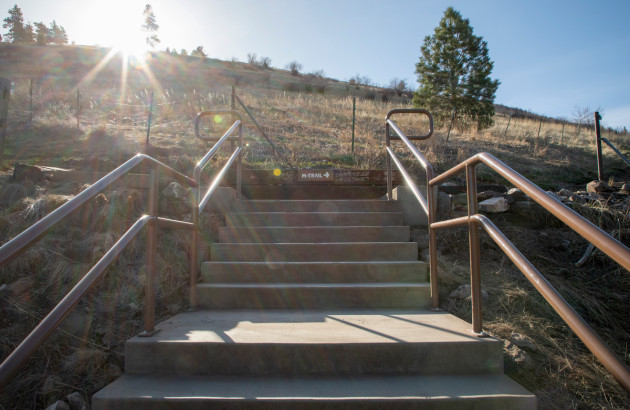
[324,172,330,178]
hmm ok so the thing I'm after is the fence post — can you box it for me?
[537,117,543,139]
[351,97,356,154]
[504,115,512,135]
[595,112,604,181]
[561,123,565,145]
[29,78,33,123]
[145,91,154,147]
[76,89,80,129]
[0,78,10,168]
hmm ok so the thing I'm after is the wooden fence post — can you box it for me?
[0,78,10,168]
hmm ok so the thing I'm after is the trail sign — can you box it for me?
[298,170,334,182]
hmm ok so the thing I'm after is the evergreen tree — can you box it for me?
[34,21,48,45]
[142,4,160,48]
[413,7,499,131]
[3,4,26,43]
[24,21,34,43]
[47,20,68,45]
[191,45,207,59]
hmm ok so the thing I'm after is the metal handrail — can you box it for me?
[385,112,630,392]
[189,114,244,308]
[0,113,247,390]
[0,155,199,390]
[0,154,196,269]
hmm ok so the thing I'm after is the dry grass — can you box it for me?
[1,47,629,408]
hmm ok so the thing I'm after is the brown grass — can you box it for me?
[1,45,629,408]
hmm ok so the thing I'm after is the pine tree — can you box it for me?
[34,22,48,45]
[24,22,34,43]
[191,45,207,59]
[3,4,26,43]
[142,4,160,48]
[413,7,499,131]
[47,20,68,45]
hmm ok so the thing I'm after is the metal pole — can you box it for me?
[190,189,199,310]
[140,169,159,336]
[386,122,392,200]
[145,91,154,147]
[231,86,235,111]
[351,97,356,154]
[0,78,10,169]
[466,164,483,336]
[504,115,512,135]
[595,112,604,181]
[537,117,543,139]
[561,123,565,145]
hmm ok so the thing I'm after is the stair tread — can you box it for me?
[126,309,497,345]
[198,283,429,288]
[94,374,535,403]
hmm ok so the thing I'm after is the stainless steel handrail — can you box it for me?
[386,111,630,392]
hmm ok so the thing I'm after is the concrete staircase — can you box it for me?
[93,198,536,409]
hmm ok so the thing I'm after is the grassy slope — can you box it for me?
[0,44,629,409]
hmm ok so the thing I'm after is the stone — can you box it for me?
[449,284,489,303]
[12,163,47,182]
[510,332,538,352]
[545,190,566,202]
[45,401,70,410]
[478,196,510,213]
[504,340,533,371]
[558,188,573,197]
[162,182,189,200]
[586,180,613,194]
[507,188,528,201]
[66,392,88,410]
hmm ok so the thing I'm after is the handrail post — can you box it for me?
[237,121,243,200]
[466,164,484,336]
[140,169,159,336]
[428,181,439,309]
[190,186,199,309]
[386,122,392,200]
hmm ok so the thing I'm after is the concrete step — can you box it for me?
[232,200,400,213]
[93,374,536,410]
[122,310,503,377]
[197,283,431,309]
[201,261,428,284]
[226,212,404,227]
[219,226,410,243]
[210,242,418,262]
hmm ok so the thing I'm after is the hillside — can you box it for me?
[0,44,629,409]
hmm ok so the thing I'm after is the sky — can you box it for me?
[2,0,630,129]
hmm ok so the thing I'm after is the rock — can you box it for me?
[510,332,538,352]
[167,303,182,315]
[66,392,88,410]
[507,188,528,201]
[620,183,630,194]
[106,363,123,381]
[45,401,70,410]
[545,190,566,202]
[449,284,489,303]
[558,188,573,197]
[504,340,533,371]
[12,163,47,182]
[478,196,510,213]
[587,180,613,194]
[162,182,189,200]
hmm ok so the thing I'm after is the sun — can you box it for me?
[110,25,150,61]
